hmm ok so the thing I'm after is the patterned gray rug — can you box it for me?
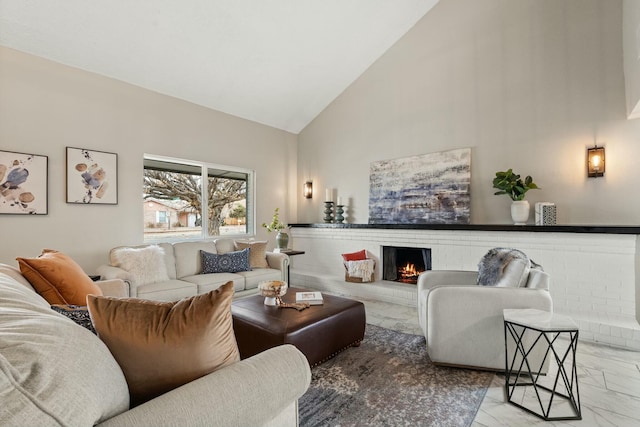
[299,324,493,427]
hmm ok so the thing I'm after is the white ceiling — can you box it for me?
[0,0,440,133]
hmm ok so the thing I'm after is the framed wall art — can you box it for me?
[66,147,118,204]
[369,148,471,224]
[0,150,48,215]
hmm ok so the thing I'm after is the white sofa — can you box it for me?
[97,239,288,301]
[418,266,553,371]
[0,263,311,427]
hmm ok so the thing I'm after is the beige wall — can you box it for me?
[298,0,640,225]
[0,47,297,272]
[624,0,640,118]
[3,0,640,273]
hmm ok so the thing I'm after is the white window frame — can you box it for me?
[144,153,256,242]
[156,211,168,224]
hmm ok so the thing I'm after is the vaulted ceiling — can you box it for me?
[0,0,440,133]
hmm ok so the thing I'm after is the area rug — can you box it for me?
[299,324,493,427]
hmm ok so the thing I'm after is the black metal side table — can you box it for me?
[503,308,581,421]
[276,249,305,284]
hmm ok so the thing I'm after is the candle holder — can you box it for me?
[323,201,334,223]
[335,205,345,223]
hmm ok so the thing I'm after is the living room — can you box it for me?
[1,0,640,425]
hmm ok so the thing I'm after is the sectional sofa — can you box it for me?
[0,263,310,426]
[97,239,288,301]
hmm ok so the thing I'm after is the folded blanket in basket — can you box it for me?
[346,259,375,281]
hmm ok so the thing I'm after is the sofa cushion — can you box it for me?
[135,279,198,302]
[201,248,251,274]
[0,272,129,426]
[173,241,218,278]
[181,273,245,293]
[235,268,282,290]
[87,281,240,407]
[111,245,170,286]
[214,238,237,254]
[157,242,177,279]
[16,249,103,305]
[526,268,550,290]
[234,241,269,268]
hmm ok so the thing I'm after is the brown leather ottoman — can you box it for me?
[231,288,366,366]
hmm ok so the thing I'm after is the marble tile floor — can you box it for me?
[342,294,640,427]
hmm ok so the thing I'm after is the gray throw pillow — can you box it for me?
[201,248,251,273]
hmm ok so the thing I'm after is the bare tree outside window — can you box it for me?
[143,156,252,241]
[206,175,246,235]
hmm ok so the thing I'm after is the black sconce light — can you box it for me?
[587,145,605,178]
[303,181,313,199]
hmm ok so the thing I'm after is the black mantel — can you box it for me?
[289,223,640,235]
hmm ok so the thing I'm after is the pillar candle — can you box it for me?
[325,188,332,202]
[337,196,343,205]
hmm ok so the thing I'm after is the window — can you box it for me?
[143,155,254,242]
[156,211,169,224]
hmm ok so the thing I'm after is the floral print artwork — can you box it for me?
[0,151,48,215]
[66,147,117,204]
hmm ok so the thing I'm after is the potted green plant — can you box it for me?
[492,169,539,225]
[261,208,289,251]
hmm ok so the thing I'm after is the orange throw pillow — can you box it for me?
[87,281,239,407]
[17,249,103,305]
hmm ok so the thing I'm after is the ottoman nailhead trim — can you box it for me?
[310,340,363,367]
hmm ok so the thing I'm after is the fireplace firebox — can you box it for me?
[382,246,432,284]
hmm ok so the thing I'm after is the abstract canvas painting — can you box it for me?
[66,147,118,204]
[369,148,470,224]
[0,150,48,215]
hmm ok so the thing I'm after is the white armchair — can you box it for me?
[417,263,553,371]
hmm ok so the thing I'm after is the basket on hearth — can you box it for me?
[342,249,375,283]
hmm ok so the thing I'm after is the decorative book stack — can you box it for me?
[295,291,323,305]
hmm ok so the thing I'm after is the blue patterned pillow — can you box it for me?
[201,248,251,274]
[51,305,97,334]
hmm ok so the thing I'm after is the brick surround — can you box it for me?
[289,226,640,351]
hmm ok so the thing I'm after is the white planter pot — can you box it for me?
[510,200,530,225]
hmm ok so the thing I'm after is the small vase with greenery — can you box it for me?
[492,169,539,225]
[492,169,539,201]
[262,208,289,251]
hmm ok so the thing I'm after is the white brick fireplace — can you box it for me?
[289,225,640,351]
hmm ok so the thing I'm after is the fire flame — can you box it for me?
[400,262,420,277]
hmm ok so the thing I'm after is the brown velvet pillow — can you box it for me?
[17,249,103,305]
[234,240,269,268]
[87,281,239,407]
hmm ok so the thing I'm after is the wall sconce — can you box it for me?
[587,145,605,178]
[303,181,313,199]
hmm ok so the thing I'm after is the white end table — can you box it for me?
[503,308,581,421]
